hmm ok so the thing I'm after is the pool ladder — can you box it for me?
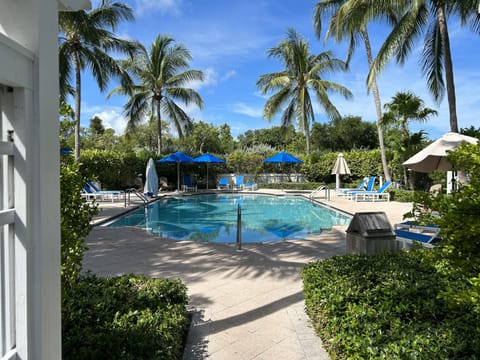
[124,188,149,207]
[236,204,242,251]
[310,185,330,201]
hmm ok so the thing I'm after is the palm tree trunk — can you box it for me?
[156,97,162,155]
[437,5,458,133]
[362,29,391,182]
[73,53,81,161]
[305,122,311,155]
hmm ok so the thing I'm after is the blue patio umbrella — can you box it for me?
[263,151,303,164]
[194,153,225,189]
[158,151,195,191]
[263,151,303,184]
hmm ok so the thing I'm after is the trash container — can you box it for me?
[346,212,398,254]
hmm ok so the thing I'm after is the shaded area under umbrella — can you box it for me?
[143,158,158,197]
[331,152,351,189]
[403,132,478,172]
[157,151,195,191]
[194,153,225,189]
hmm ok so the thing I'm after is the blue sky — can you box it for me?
[79,0,480,141]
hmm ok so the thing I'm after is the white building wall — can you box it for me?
[1,1,90,358]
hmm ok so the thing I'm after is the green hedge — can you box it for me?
[78,148,395,190]
[62,274,189,360]
[302,250,480,359]
[388,189,415,202]
[302,150,385,184]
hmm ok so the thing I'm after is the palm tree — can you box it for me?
[382,91,437,186]
[368,0,480,133]
[110,35,204,155]
[382,91,438,137]
[59,0,138,160]
[256,28,352,154]
[313,0,401,181]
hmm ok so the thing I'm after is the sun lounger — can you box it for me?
[345,176,376,199]
[353,181,392,202]
[336,178,367,196]
[159,176,174,191]
[182,175,197,192]
[81,185,102,201]
[217,177,230,190]
[394,221,441,248]
[85,181,124,202]
[232,175,244,191]
[243,182,258,191]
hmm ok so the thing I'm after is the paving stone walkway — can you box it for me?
[83,190,412,359]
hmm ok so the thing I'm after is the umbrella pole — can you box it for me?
[336,174,340,189]
[177,162,180,191]
[206,164,209,190]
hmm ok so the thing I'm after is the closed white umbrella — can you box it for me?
[144,158,159,197]
[331,153,351,189]
[403,132,478,172]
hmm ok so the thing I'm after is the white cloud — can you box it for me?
[134,0,182,16]
[232,103,263,118]
[221,70,237,81]
[82,103,129,135]
[188,67,218,90]
[188,68,237,90]
[93,109,128,135]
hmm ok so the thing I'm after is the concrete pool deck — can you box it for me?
[83,189,413,359]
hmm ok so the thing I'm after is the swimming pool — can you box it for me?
[107,193,351,243]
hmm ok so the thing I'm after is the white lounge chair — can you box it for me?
[353,181,392,202]
[394,221,441,248]
[232,175,244,191]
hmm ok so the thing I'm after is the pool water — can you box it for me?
[107,193,351,243]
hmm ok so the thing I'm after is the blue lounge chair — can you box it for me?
[337,178,367,196]
[353,181,392,202]
[232,175,244,191]
[81,185,101,201]
[243,182,258,191]
[346,176,376,199]
[85,181,124,202]
[182,175,197,192]
[394,224,441,248]
[217,177,230,190]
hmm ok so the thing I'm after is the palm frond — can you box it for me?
[161,98,192,137]
[124,91,150,127]
[263,87,292,121]
[421,20,445,103]
[165,87,204,109]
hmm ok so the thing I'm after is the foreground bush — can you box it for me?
[62,274,189,360]
[302,250,480,359]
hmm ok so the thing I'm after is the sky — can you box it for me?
[78,0,480,141]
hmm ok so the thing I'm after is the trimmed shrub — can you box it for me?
[301,150,385,184]
[302,250,480,359]
[79,150,156,189]
[60,160,98,289]
[62,274,189,360]
[389,189,415,202]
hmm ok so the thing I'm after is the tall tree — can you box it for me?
[110,34,204,155]
[256,28,352,154]
[368,0,480,133]
[313,0,400,181]
[382,91,438,137]
[59,0,138,160]
[382,91,437,186]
